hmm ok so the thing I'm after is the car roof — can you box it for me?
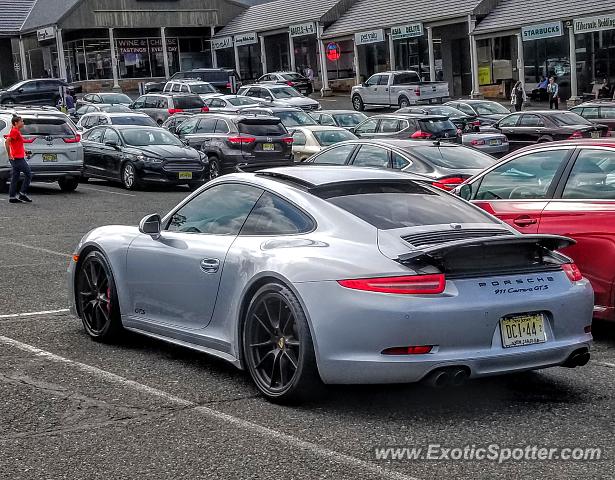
[107,124,166,130]
[575,100,615,107]
[294,125,350,132]
[454,99,501,105]
[168,80,213,85]
[97,92,129,96]
[317,110,362,115]
[243,106,302,112]
[372,113,450,121]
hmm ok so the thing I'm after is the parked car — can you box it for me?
[172,113,294,178]
[71,103,132,122]
[0,79,80,106]
[444,100,511,127]
[461,130,510,156]
[256,72,313,95]
[305,139,498,190]
[69,165,592,402]
[81,125,208,190]
[130,93,208,125]
[0,106,82,192]
[76,92,132,109]
[396,105,479,132]
[202,94,262,113]
[145,68,241,94]
[239,106,318,130]
[237,85,321,111]
[494,111,608,151]
[455,139,615,321]
[162,113,195,133]
[310,110,367,130]
[569,101,615,132]
[353,114,459,141]
[290,126,357,161]
[351,71,449,111]
[163,80,218,99]
[76,111,157,132]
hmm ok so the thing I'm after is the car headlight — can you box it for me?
[198,152,209,165]
[136,155,162,164]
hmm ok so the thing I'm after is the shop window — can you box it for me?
[84,39,112,80]
[293,35,318,79]
[117,39,150,79]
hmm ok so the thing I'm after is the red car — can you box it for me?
[457,139,615,321]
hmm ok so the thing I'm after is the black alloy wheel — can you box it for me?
[76,251,122,342]
[243,283,322,403]
[209,157,220,180]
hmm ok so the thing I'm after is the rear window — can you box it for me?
[238,122,287,136]
[411,146,496,169]
[550,112,592,126]
[315,181,493,230]
[312,129,357,146]
[281,73,305,81]
[111,116,157,126]
[276,110,318,127]
[198,70,237,82]
[173,96,205,109]
[22,117,73,136]
[227,96,258,106]
[418,119,457,133]
[393,73,420,85]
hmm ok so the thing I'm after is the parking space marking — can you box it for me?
[595,361,615,369]
[0,241,71,258]
[0,334,420,480]
[79,186,136,197]
[0,309,70,319]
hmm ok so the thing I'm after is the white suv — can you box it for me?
[163,80,218,99]
[0,106,84,192]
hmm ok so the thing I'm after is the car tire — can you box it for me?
[352,95,365,112]
[79,176,89,183]
[399,96,410,109]
[243,282,323,403]
[75,250,123,343]
[121,161,141,190]
[58,177,79,192]
[208,156,221,180]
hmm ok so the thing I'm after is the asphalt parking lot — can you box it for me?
[1,177,615,479]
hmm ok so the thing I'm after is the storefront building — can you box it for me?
[0,0,35,87]
[472,0,615,102]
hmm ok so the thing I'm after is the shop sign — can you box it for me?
[37,26,56,42]
[574,13,615,34]
[290,22,316,37]
[390,23,423,40]
[521,22,563,41]
[478,66,492,86]
[234,32,258,47]
[148,38,178,53]
[326,42,341,61]
[355,29,385,45]
[117,39,148,55]
[212,36,233,50]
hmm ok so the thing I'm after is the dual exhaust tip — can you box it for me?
[562,348,590,368]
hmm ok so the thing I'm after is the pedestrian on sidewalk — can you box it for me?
[5,115,33,204]
[547,76,559,110]
[511,80,526,112]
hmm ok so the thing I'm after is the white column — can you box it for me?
[317,24,330,96]
[516,33,525,88]
[210,27,217,68]
[353,40,361,85]
[109,28,120,90]
[468,16,480,98]
[55,27,67,80]
[259,35,267,74]
[427,26,436,81]
[19,36,28,80]
[233,42,240,79]
[289,32,296,72]
[388,33,395,70]
[160,26,170,79]
[569,26,578,101]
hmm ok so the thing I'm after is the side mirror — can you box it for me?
[458,184,473,200]
[139,213,161,239]
[168,125,177,134]
[105,141,120,149]
[129,103,135,109]
[17,88,24,93]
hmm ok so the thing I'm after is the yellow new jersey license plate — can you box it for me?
[500,313,546,348]
[42,153,57,162]
[262,143,275,151]
[178,172,193,179]
[591,131,601,139]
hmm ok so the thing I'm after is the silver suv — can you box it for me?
[130,93,207,125]
[0,106,84,192]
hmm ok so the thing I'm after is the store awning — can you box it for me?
[0,0,36,35]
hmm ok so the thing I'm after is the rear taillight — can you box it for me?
[338,274,445,295]
[470,139,486,146]
[569,130,584,139]
[282,137,293,145]
[227,136,256,145]
[62,135,80,143]
[168,108,184,115]
[471,120,481,126]
[562,263,583,282]
[286,81,295,86]
[382,346,433,355]
[201,106,210,113]
[414,88,421,96]
[410,130,432,139]
[432,176,465,191]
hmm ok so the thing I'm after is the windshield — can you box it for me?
[121,128,184,146]
[425,106,467,117]
[418,119,457,133]
[333,113,367,127]
[190,84,217,94]
[22,118,74,136]
[100,105,132,113]
[100,93,132,104]
[551,112,592,126]
[111,116,157,126]
[276,110,318,126]
[227,96,259,106]
[270,87,302,99]
[281,73,305,81]
[411,146,497,169]
[473,102,510,115]
[313,130,357,146]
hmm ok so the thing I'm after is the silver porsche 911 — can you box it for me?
[68,166,593,402]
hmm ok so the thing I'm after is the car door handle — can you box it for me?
[200,258,220,273]
[513,216,538,227]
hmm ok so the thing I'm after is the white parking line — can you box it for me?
[595,361,615,369]
[0,309,70,319]
[0,241,71,258]
[80,186,136,197]
[0,334,420,480]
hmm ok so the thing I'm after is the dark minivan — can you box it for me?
[145,68,241,94]
[173,113,294,178]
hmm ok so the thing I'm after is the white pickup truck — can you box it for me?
[351,71,449,111]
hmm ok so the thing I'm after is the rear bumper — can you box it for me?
[0,165,83,182]
[219,154,294,173]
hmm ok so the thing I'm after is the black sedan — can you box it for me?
[494,110,609,151]
[81,125,208,190]
[396,105,479,132]
[444,100,511,127]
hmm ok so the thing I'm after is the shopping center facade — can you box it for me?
[2,0,615,100]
